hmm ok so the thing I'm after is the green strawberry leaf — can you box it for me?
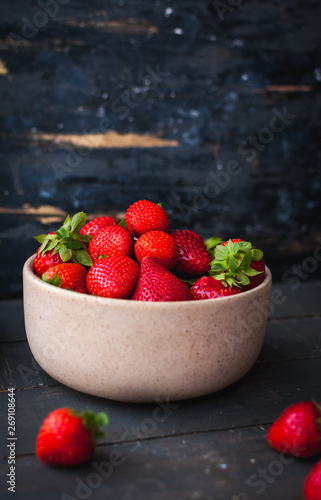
[34,234,49,244]
[157,202,163,208]
[214,245,229,260]
[240,250,252,270]
[234,241,251,254]
[62,214,71,228]
[73,232,92,243]
[56,227,69,239]
[59,246,73,262]
[70,212,87,234]
[42,272,62,287]
[251,249,264,261]
[228,255,238,273]
[72,409,109,441]
[204,237,223,256]
[74,249,93,266]
[45,239,59,253]
[243,267,262,277]
[118,219,127,229]
[236,271,250,286]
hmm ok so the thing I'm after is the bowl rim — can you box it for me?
[23,253,272,309]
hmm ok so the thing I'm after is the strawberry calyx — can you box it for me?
[35,212,93,266]
[70,409,109,441]
[208,239,264,288]
[42,272,62,287]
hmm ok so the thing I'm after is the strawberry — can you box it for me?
[86,254,140,299]
[80,216,118,236]
[34,235,64,277]
[191,275,241,300]
[42,263,88,294]
[267,401,321,458]
[34,212,92,277]
[208,238,265,290]
[304,459,321,500]
[36,408,108,467]
[169,229,212,277]
[132,257,192,302]
[125,200,169,237]
[88,225,134,261]
[135,231,179,269]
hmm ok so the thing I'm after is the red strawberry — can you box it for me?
[125,200,169,237]
[208,238,265,290]
[36,408,108,467]
[86,255,140,299]
[135,230,179,269]
[221,238,265,290]
[191,275,241,300]
[80,216,118,236]
[267,401,321,458]
[304,459,321,500]
[169,229,212,277]
[88,225,134,261]
[132,257,192,302]
[34,212,92,277]
[42,263,88,294]
[34,236,64,277]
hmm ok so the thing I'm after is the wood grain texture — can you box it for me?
[0,0,320,298]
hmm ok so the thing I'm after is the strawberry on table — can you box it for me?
[135,230,179,269]
[304,459,321,500]
[191,275,241,300]
[34,212,92,277]
[125,200,169,237]
[86,254,140,299]
[132,257,192,302]
[42,263,88,294]
[88,225,134,261]
[267,401,321,458]
[36,408,108,467]
[170,229,212,277]
[80,216,118,236]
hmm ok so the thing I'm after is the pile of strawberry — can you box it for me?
[33,200,266,301]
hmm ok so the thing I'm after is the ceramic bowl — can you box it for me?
[23,254,272,403]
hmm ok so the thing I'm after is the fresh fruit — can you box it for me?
[170,229,212,277]
[267,401,321,458]
[86,254,140,299]
[36,408,108,467]
[80,216,118,236]
[209,238,265,289]
[303,459,321,500]
[132,257,192,302]
[191,275,241,300]
[88,225,134,261]
[34,212,92,277]
[34,236,64,277]
[135,231,179,269]
[42,263,88,294]
[125,200,169,237]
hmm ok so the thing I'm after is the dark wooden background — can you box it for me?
[0,0,320,299]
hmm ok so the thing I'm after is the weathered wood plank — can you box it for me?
[0,300,26,342]
[0,425,312,500]
[1,357,320,457]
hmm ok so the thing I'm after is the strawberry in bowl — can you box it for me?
[23,200,272,402]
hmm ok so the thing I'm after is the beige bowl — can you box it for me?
[23,254,272,403]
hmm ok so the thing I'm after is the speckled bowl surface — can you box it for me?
[23,254,272,403]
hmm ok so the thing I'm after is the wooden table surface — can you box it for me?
[1,280,321,500]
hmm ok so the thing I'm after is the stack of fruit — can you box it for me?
[33,200,266,301]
